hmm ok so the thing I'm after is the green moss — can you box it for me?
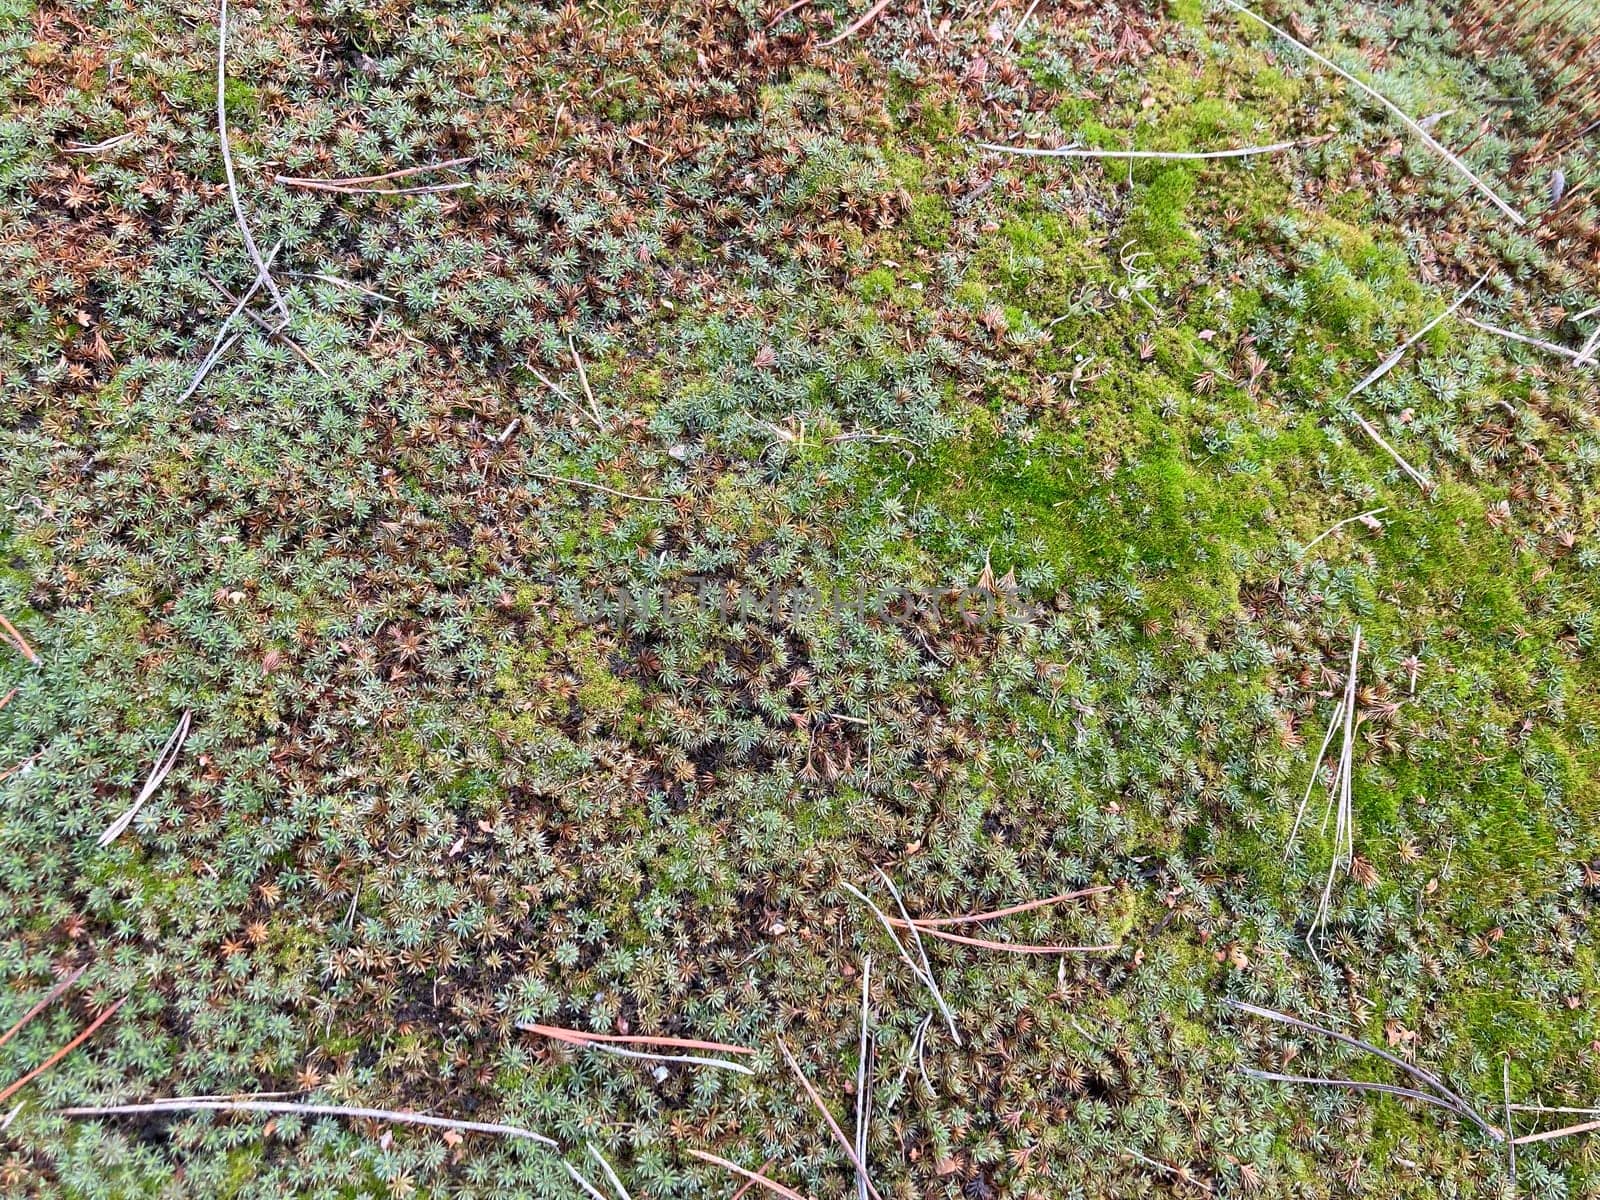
[906,193,952,250]
[1125,166,1199,265]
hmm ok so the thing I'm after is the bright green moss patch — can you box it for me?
[6,0,1600,1196]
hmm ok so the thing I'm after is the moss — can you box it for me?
[1125,166,1200,266]
[856,266,898,304]
[906,193,952,250]
[1168,0,1205,29]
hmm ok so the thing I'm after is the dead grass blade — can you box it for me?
[885,923,1114,954]
[178,242,283,403]
[560,1159,611,1200]
[854,958,872,1200]
[980,137,1313,161]
[63,131,135,155]
[276,157,474,187]
[1351,412,1432,490]
[281,272,397,303]
[729,1156,779,1200]
[1296,508,1386,559]
[892,885,1112,927]
[774,1037,883,1200]
[873,868,959,1046]
[686,1149,815,1200]
[587,1143,633,1200]
[61,1097,557,1145]
[1243,1068,1471,1116]
[1503,1056,1516,1184]
[1347,273,1491,400]
[0,965,87,1051]
[530,472,672,505]
[841,877,960,1045]
[275,180,471,197]
[767,0,811,28]
[548,1039,755,1074]
[1229,999,1501,1139]
[275,157,475,195]
[217,0,289,322]
[569,335,603,425]
[202,272,327,377]
[1217,0,1525,226]
[1511,1118,1600,1146]
[0,612,41,664]
[99,710,192,849]
[516,1023,753,1055]
[1461,315,1588,361]
[820,0,892,46]
[0,997,126,1106]
[518,1023,754,1073]
[1311,628,1361,937]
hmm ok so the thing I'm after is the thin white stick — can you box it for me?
[561,1160,611,1200]
[562,1039,755,1075]
[1313,629,1361,935]
[178,242,281,403]
[217,0,289,322]
[1351,413,1432,490]
[1347,273,1491,400]
[1216,0,1524,226]
[1461,315,1587,361]
[820,0,891,46]
[854,957,872,1200]
[530,472,672,505]
[275,180,471,196]
[60,1099,556,1146]
[979,137,1311,161]
[98,710,192,848]
[281,272,397,303]
[1285,701,1343,857]
[1296,508,1386,559]
[873,868,959,1047]
[841,879,959,1046]
[587,1143,633,1200]
[568,336,603,424]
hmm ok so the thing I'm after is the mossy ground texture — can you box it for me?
[4,0,1600,1197]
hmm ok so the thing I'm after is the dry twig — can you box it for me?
[980,137,1314,161]
[821,0,892,46]
[774,1037,883,1200]
[98,710,192,848]
[687,1149,815,1200]
[1230,999,1501,1140]
[0,613,40,664]
[1346,273,1490,400]
[0,997,126,1106]
[1217,0,1525,225]
[0,966,87,1051]
[217,0,289,322]
[62,1097,556,1144]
